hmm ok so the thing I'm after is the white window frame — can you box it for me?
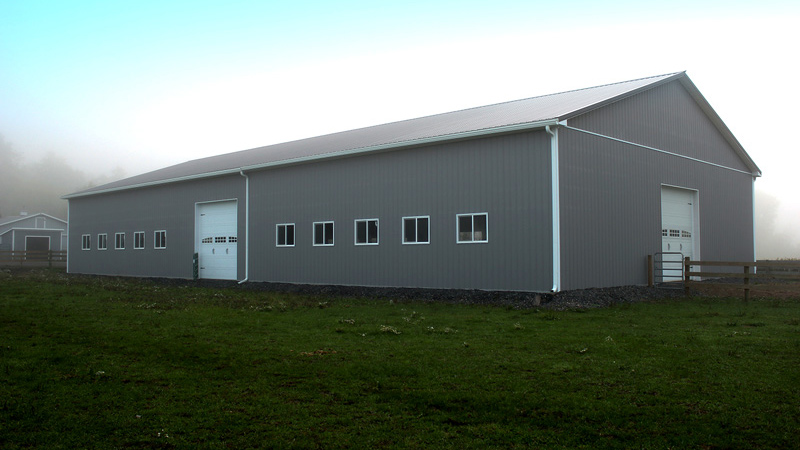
[402,216,430,245]
[134,231,145,249]
[97,233,108,250]
[82,234,91,250]
[456,213,489,243]
[276,223,295,247]
[154,230,167,249]
[354,218,379,246]
[115,232,125,250]
[313,221,334,247]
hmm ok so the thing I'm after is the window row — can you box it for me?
[82,231,167,250]
[276,213,487,247]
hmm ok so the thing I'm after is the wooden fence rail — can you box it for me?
[683,258,800,301]
[0,250,67,267]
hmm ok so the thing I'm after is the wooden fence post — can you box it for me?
[743,264,750,302]
[647,254,654,287]
[684,256,691,296]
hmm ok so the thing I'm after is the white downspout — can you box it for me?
[238,169,249,284]
[752,176,757,269]
[546,125,561,292]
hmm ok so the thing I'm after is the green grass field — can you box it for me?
[2,269,799,449]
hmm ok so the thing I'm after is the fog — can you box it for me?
[2,132,797,260]
[0,134,124,219]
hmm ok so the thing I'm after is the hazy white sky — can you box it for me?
[1,0,798,240]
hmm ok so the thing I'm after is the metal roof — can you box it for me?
[65,72,758,198]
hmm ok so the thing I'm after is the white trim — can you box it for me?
[114,232,125,250]
[354,218,379,246]
[562,123,756,176]
[276,223,296,247]
[3,227,66,232]
[0,213,67,228]
[63,119,563,199]
[154,230,167,249]
[66,203,70,272]
[98,233,108,250]
[239,170,250,284]
[134,231,145,249]
[313,221,335,247]
[402,216,430,245]
[456,212,489,244]
[752,176,757,265]
[35,217,46,229]
[546,125,561,292]
[81,234,91,250]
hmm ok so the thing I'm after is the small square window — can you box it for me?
[355,219,379,245]
[98,233,108,250]
[403,216,430,244]
[456,213,488,243]
[115,232,125,250]
[154,230,167,249]
[313,221,334,246]
[134,232,145,249]
[82,234,91,250]
[276,223,295,247]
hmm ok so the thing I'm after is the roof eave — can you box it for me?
[63,118,561,199]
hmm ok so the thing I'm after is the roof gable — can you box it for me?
[0,213,67,229]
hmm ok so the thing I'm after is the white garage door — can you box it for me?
[197,201,238,280]
[661,187,696,281]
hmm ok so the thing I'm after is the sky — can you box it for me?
[2,0,799,247]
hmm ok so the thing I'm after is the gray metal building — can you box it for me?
[63,72,761,292]
[0,213,68,254]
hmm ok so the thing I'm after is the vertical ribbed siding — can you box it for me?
[67,176,246,279]
[559,80,755,290]
[249,131,553,291]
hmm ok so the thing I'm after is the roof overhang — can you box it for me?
[63,118,561,199]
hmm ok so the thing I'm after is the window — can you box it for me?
[215,236,227,243]
[355,219,379,245]
[403,216,430,244]
[98,233,108,250]
[681,230,692,238]
[35,217,46,228]
[134,231,145,249]
[457,213,488,243]
[82,234,91,250]
[154,230,167,249]
[669,229,680,238]
[115,232,125,250]
[276,224,295,247]
[313,221,334,246]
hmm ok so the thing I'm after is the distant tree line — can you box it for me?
[0,133,124,220]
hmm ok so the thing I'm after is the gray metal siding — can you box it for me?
[569,80,751,172]
[248,131,553,291]
[559,81,754,290]
[68,176,246,278]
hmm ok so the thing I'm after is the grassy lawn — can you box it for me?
[1,269,799,449]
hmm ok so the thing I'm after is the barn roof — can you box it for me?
[64,72,759,199]
[0,213,67,229]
